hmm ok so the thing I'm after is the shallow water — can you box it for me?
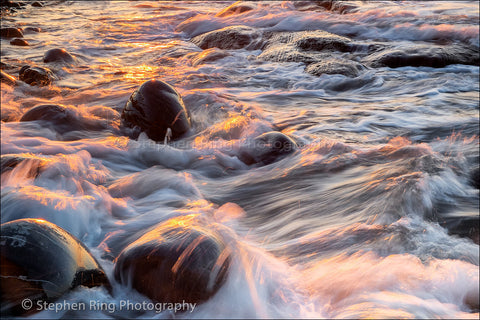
[1,1,479,319]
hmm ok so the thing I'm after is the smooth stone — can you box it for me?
[305,59,365,77]
[365,44,480,68]
[9,38,28,46]
[114,215,230,304]
[470,167,479,189]
[121,79,191,141]
[43,48,75,64]
[215,2,255,17]
[191,25,264,50]
[19,65,55,86]
[239,131,298,165]
[0,155,43,177]
[0,0,21,8]
[190,48,230,66]
[0,27,23,39]
[0,219,110,316]
[258,30,353,63]
[23,26,41,33]
[20,104,106,135]
[31,1,42,7]
[0,70,16,86]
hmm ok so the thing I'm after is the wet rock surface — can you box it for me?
[305,59,365,77]
[43,48,75,64]
[20,104,108,135]
[0,27,23,38]
[121,79,191,141]
[0,70,16,86]
[19,65,55,86]
[191,25,264,50]
[239,131,298,165]
[114,215,230,304]
[0,219,110,316]
[215,1,255,17]
[364,44,480,68]
[189,47,230,66]
[9,38,28,46]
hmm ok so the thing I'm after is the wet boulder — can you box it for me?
[0,70,16,86]
[190,48,230,66]
[239,131,298,165]
[114,215,230,303]
[0,27,23,39]
[215,1,255,17]
[43,48,75,64]
[31,1,43,7]
[470,167,479,189]
[305,59,365,77]
[19,65,55,86]
[10,38,28,46]
[258,30,353,63]
[365,44,480,68]
[121,79,191,141]
[0,154,43,178]
[23,26,41,33]
[191,25,264,50]
[0,219,110,316]
[20,104,106,135]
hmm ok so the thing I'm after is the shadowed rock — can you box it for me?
[190,48,230,66]
[114,215,230,304]
[1,27,23,39]
[0,219,110,316]
[0,155,43,178]
[305,59,366,77]
[239,131,298,165]
[470,167,479,189]
[258,30,353,63]
[9,38,28,46]
[215,1,255,17]
[191,25,264,50]
[23,26,41,33]
[0,70,16,86]
[121,79,191,141]
[43,48,75,64]
[365,44,480,68]
[20,104,107,135]
[19,65,55,86]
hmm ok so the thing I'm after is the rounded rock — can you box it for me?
[239,131,298,165]
[9,38,29,46]
[121,79,191,141]
[0,27,23,39]
[43,48,75,64]
[19,65,55,86]
[0,219,110,316]
[114,215,230,304]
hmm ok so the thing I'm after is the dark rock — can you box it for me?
[114,215,230,304]
[121,79,191,141]
[258,30,352,63]
[305,59,365,77]
[0,219,110,316]
[239,131,298,165]
[0,155,43,178]
[293,1,333,11]
[24,26,41,33]
[20,104,107,135]
[0,70,16,86]
[191,25,264,50]
[43,48,75,64]
[9,38,28,46]
[19,65,55,86]
[0,27,23,39]
[31,1,42,7]
[441,216,479,245]
[365,44,480,68]
[470,167,479,189]
[0,0,21,8]
[190,48,230,66]
[23,26,41,33]
[215,1,255,17]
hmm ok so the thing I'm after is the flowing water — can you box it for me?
[1,1,479,318]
